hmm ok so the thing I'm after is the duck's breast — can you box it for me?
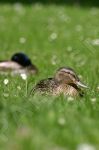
[53,84,79,96]
[64,85,79,96]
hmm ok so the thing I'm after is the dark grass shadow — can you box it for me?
[0,0,99,7]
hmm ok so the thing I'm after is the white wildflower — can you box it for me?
[91,98,96,102]
[78,75,83,79]
[17,86,21,90]
[90,8,98,16]
[20,73,27,80]
[13,3,25,15]
[3,93,9,97]
[60,14,71,23]
[67,96,74,101]
[77,144,96,150]
[67,46,72,52]
[13,3,23,11]
[58,117,65,126]
[3,79,9,85]
[97,86,99,90]
[92,39,99,45]
[51,55,57,65]
[19,37,26,44]
[49,32,57,41]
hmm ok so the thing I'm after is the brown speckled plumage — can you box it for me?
[32,67,87,97]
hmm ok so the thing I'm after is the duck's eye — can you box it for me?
[68,72,77,79]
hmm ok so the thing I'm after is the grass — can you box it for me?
[0,2,99,150]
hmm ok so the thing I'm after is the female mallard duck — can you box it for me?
[31,67,88,97]
[0,52,38,75]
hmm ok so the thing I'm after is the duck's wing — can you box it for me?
[31,78,57,95]
[68,83,84,97]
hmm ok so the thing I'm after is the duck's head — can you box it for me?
[55,67,88,88]
[11,52,32,67]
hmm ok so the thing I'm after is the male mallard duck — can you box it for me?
[0,52,38,75]
[31,67,88,97]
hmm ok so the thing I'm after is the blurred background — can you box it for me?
[0,0,99,150]
[0,0,99,6]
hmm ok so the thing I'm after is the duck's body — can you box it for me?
[33,78,83,97]
[32,67,87,97]
[0,53,38,75]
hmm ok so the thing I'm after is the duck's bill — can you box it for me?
[76,81,88,88]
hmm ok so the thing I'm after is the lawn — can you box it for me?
[0,2,99,150]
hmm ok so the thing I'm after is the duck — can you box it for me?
[0,52,38,75]
[31,67,88,97]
